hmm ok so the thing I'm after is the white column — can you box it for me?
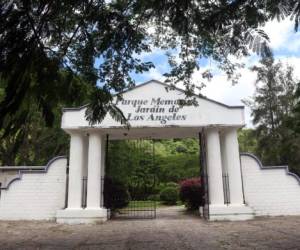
[68,132,85,209]
[222,128,244,204]
[206,128,224,205]
[86,132,102,209]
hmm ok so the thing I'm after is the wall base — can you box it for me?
[208,204,255,221]
[56,208,107,224]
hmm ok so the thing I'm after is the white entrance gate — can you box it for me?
[56,80,254,223]
[1,80,300,223]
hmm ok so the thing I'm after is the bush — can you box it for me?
[165,182,179,189]
[147,194,160,201]
[179,178,203,210]
[160,186,178,205]
[104,177,130,210]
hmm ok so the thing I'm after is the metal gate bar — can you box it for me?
[200,131,210,220]
[105,138,157,220]
[222,173,230,205]
[111,200,156,219]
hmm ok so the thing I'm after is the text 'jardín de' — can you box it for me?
[116,98,187,124]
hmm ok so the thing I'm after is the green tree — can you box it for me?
[106,138,200,193]
[294,82,300,134]
[244,55,300,174]
[238,128,258,155]
[0,73,91,165]
[1,0,299,135]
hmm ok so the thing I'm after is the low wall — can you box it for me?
[0,156,67,220]
[241,153,300,216]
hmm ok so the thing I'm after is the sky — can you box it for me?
[130,18,300,128]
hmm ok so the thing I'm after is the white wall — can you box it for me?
[0,157,67,220]
[241,153,300,216]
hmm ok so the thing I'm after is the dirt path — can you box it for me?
[0,207,300,249]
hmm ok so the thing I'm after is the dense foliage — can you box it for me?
[0,76,91,165]
[244,55,300,175]
[179,178,203,210]
[103,177,130,209]
[159,186,179,205]
[2,1,299,136]
[238,128,258,155]
[105,139,200,200]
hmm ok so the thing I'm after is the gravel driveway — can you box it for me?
[1,206,300,250]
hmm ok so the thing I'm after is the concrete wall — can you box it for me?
[241,153,300,216]
[0,171,20,188]
[0,156,67,220]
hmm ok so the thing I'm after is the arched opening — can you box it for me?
[103,136,206,220]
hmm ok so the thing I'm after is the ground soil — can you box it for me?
[1,206,300,250]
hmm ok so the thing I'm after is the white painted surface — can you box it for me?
[87,132,103,208]
[68,132,85,209]
[62,80,245,131]
[206,128,224,205]
[56,208,107,224]
[0,157,67,220]
[241,154,300,216]
[221,128,244,204]
[56,132,107,224]
[59,80,252,222]
[209,204,254,221]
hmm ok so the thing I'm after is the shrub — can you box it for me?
[179,178,203,210]
[160,186,178,205]
[147,194,160,201]
[165,182,179,189]
[104,177,130,210]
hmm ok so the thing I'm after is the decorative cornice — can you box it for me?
[0,156,67,190]
[240,152,300,185]
[62,79,245,112]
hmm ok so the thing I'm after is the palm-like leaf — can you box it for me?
[108,103,130,128]
[245,28,271,57]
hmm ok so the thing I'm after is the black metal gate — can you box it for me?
[200,131,209,220]
[105,138,157,219]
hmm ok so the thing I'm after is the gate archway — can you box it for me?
[57,80,254,223]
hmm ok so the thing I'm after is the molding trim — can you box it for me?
[240,152,300,185]
[62,79,245,112]
[0,156,67,190]
[62,104,89,112]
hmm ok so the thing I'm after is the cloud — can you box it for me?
[198,66,257,128]
[133,18,300,128]
[263,18,300,53]
[197,54,300,128]
[143,67,166,82]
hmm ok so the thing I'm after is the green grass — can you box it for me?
[124,200,182,209]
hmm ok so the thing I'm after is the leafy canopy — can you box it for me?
[1,0,300,134]
[244,54,300,174]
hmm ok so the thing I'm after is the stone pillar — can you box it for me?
[67,132,85,209]
[86,132,102,209]
[221,128,244,204]
[56,130,107,224]
[206,128,224,205]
